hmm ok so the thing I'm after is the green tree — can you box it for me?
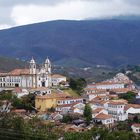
[0,90,13,100]
[84,104,92,125]
[61,114,73,123]
[69,78,87,95]
[119,91,136,103]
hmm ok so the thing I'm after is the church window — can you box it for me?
[3,78,5,82]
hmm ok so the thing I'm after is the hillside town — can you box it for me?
[1,58,140,139]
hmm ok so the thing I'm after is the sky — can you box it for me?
[0,0,140,29]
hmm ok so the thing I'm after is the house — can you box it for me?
[56,102,85,115]
[131,124,140,134]
[30,87,51,95]
[35,93,83,112]
[94,113,114,128]
[92,108,108,118]
[64,124,85,132]
[87,82,125,90]
[107,100,128,121]
[70,103,85,115]
[52,74,67,86]
[86,75,134,94]
[125,104,140,117]
[89,100,109,110]
[56,104,72,114]
[85,91,109,101]
[35,93,67,111]
[49,112,63,121]
[13,88,29,98]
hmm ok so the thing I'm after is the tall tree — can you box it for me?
[84,104,92,125]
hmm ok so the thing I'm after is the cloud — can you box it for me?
[0,0,140,29]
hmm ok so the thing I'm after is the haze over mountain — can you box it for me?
[0,19,140,67]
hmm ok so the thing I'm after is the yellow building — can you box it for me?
[35,93,67,112]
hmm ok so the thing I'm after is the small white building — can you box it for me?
[94,113,114,128]
[131,124,140,134]
[52,74,67,86]
[125,104,140,115]
[71,102,85,115]
[89,100,109,110]
[92,108,108,118]
[56,104,72,114]
[86,92,109,101]
[87,82,125,90]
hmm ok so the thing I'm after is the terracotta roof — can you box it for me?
[132,123,140,128]
[125,104,140,110]
[90,100,109,105]
[64,124,84,132]
[108,100,127,105]
[13,88,22,93]
[9,69,30,76]
[52,74,66,78]
[92,108,104,114]
[50,112,61,118]
[0,69,30,76]
[56,104,73,108]
[95,113,113,120]
[11,109,26,113]
[85,88,107,92]
[110,88,131,93]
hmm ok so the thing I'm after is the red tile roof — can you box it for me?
[132,123,140,128]
[92,108,104,114]
[95,113,113,120]
[0,69,30,76]
[11,109,26,113]
[125,104,140,110]
[52,74,66,78]
[108,100,127,105]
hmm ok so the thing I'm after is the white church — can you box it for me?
[0,58,52,88]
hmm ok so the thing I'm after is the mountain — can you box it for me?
[0,57,27,72]
[0,19,140,67]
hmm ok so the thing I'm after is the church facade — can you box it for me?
[0,58,52,88]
